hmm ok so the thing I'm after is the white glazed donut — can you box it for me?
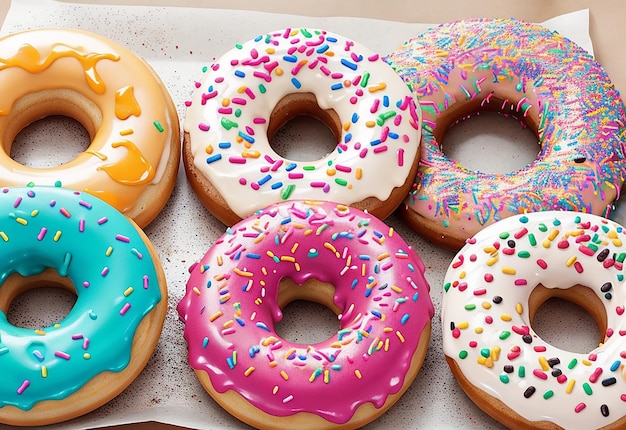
[183,28,421,225]
[442,210,626,429]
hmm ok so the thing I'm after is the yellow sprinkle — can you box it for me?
[255,298,263,305]
[324,369,330,383]
[214,273,225,281]
[548,229,559,241]
[356,167,362,180]
[542,239,552,248]
[565,256,577,267]
[377,252,390,261]
[41,366,48,378]
[124,287,134,297]
[284,348,297,360]
[391,285,402,293]
[54,231,62,241]
[491,346,501,361]
[16,217,27,226]
[234,268,253,277]
[516,303,523,314]
[475,327,483,334]
[205,144,213,154]
[582,359,592,366]
[242,150,261,158]
[326,168,336,176]
[354,369,362,379]
[105,246,113,257]
[273,385,279,395]
[291,243,299,254]
[221,98,230,107]
[482,301,492,309]
[396,331,405,343]
[483,246,498,254]
[566,379,576,393]
[119,128,133,135]
[457,321,469,330]
[384,338,390,352]
[613,238,623,247]
[502,267,516,275]
[217,255,223,266]
[244,367,255,376]
[209,311,223,322]
[294,262,301,272]
[268,361,278,367]
[486,257,499,266]
[343,121,351,131]
[275,68,284,76]
[0,232,7,242]
[500,314,512,322]
[83,353,91,360]
[368,82,387,93]
[280,256,296,263]
[223,320,234,329]
[365,120,376,127]
[459,270,466,279]
[31,209,38,217]
[608,230,618,239]
[539,356,549,371]
[388,227,394,237]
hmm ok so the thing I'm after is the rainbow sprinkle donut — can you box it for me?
[183,28,421,225]
[385,18,626,249]
[177,200,434,429]
[442,211,626,429]
[0,186,167,426]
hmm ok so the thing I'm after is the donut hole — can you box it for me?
[275,277,340,345]
[4,89,98,169]
[268,92,341,161]
[0,269,77,330]
[528,284,605,354]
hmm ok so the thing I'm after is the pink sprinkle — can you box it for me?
[452,327,461,338]
[484,273,494,282]
[13,197,21,208]
[229,157,247,164]
[574,261,583,273]
[79,219,85,232]
[116,234,130,243]
[557,374,568,384]
[60,208,71,218]
[484,316,493,324]
[397,148,404,166]
[373,145,388,154]
[607,328,614,337]
[514,227,528,239]
[143,275,149,289]
[533,369,548,380]
[120,303,131,316]
[83,338,90,350]
[621,394,626,402]
[37,228,47,241]
[557,241,569,249]
[533,346,547,352]
[253,117,266,124]
[617,306,625,316]
[55,351,71,360]
[502,247,515,255]
[578,245,595,256]
[589,367,603,383]
[71,334,84,340]
[311,181,326,188]
[473,288,486,296]
[101,267,109,277]
[575,403,586,413]
[16,380,30,395]
[514,279,528,286]
[98,217,108,225]
[288,172,304,179]
[537,259,548,269]
[198,123,210,131]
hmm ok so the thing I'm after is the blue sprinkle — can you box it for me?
[359,255,371,260]
[412,292,419,301]
[291,77,302,89]
[280,217,292,225]
[401,314,410,325]
[236,318,246,326]
[271,181,283,189]
[246,253,261,259]
[371,310,382,319]
[206,154,222,164]
[365,288,372,298]
[238,131,255,143]
[285,163,297,171]
[256,322,271,332]
[341,58,357,70]
[283,54,298,63]
[344,133,352,143]
[370,139,381,146]
[351,112,359,123]
[218,141,231,149]
[249,345,260,357]
[327,36,338,42]
[611,360,621,372]
[257,174,271,186]
[331,83,343,90]
[226,356,235,369]
[317,44,330,54]
[351,279,358,289]
[202,337,209,348]
[234,70,245,78]
[383,95,389,107]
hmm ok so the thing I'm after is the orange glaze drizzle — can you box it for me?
[115,85,141,120]
[98,140,155,185]
[0,43,119,97]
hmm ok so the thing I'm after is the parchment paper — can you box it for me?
[0,2,606,429]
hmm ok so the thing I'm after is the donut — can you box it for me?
[442,210,626,429]
[183,28,421,225]
[385,18,626,249]
[177,200,434,429]
[0,186,167,426]
[0,28,180,228]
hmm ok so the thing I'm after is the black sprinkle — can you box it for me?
[450,321,456,330]
[605,293,613,300]
[601,404,610,417]
[574,156,587,163]
[504,365,514,373]
[493,296,503,304]
[507,239,516,248]
[601,282,613,292]
[602,377,617,387]
[523,386,536,398]
[522,334,533,344]
[551,369,562,377]
[548,357,561,367]
[597,248,610,262]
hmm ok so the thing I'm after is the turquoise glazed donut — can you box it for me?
[0,186,167,426]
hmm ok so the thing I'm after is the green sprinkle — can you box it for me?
[444,282,451,292]
[221,118,238,130]
[153,121,164,132]
[499,331,511,340]
[499,232,510,239]
[543,390,554,399]
[518,366,526,378]
[303,166,316,171]
[459,350,468,359]
[538,223,548,232]
[259,84,267,94]
[500,374,510,384]
[464,304,476,311]
[201,65,208,73]
[583,382,593,395]
[480,348,490,358]
[300,28,312,38]
[518,251,531,258]
[528,233,537,247]
[281,184,295,200]
[568,358,578,369]
[360,71,371,88]
[335,178,348,186]
[235,43,243,49]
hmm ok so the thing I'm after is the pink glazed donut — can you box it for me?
[177,200,434,429]
[385,18,626,250]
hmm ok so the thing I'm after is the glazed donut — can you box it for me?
[177,200,434,429]
[0,28,180,228]
[385,18,626,249]
[0,186,167,426]
[183,28,421,225]
[442,210,626,429]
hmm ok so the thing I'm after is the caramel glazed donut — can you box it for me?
[0,186,167,426]
[385,18,626,249]
[0,28,180,228]
[183,28,421,225]
[443,211,626,430]
[178,200,434,429]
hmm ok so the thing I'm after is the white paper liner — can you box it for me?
[0,2,610,429]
